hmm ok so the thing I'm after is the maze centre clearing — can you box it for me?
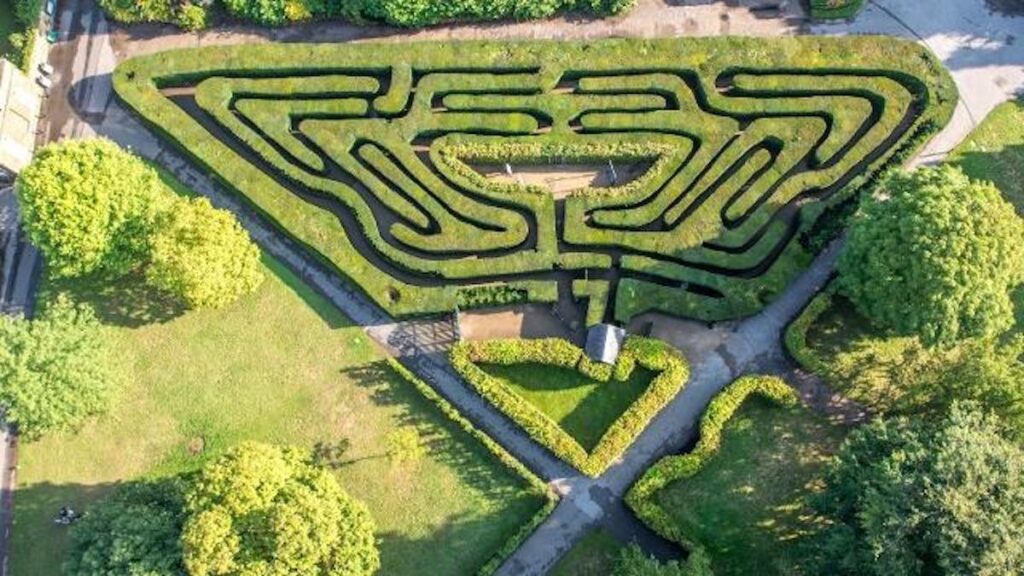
[113,37,955,324]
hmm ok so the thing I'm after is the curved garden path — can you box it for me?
[19,0,1023,575]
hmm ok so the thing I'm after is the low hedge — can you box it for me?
[625,375,798,547]
[385,358,557,576]
[809,0,865,20]
[783,290,833,376]
[451,336,689,477]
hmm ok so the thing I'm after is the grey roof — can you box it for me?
[585,324,626,365]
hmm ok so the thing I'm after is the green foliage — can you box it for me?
[456,285,528,309]
[451,336,687,476]
[385,359,556,576]
[64,479,187,576]
[175,3,210,30]
[147,197,264,310]
[612,543,713,576]
[113,38,955,321]
[98,0,175,23]
[814,403,1024,576]
[385,426,424,464]
[839,165,1024,347]
[626,375,798,548]
[808,0,864,20]
[181,442,380,576]
[16,139,166,278]
[0,295,118,440]
[783,291,832,374]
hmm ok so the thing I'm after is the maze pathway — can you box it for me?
[113,38,954,323]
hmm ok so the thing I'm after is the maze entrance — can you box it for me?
[114,39,954,325]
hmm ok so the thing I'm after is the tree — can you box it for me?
[15,138,166,278]
[0,295,119,439]
[385,426,424,464]
[181,442,379,576]
[838,165,1024,347]
[146,197,264,310]
[814,403,1024,576]
[613,543,713,576]
[64,479,186,576]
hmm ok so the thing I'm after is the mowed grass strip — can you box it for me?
[549,528,623,576]
[653,397,845,576]
[480,363,654,451]
[10,256,544,576]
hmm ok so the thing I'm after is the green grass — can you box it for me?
[549,529,623,576]
[950,97,1024,210]
[0,1,15,56]
[10,257,545,576]
[653,397,846,575]
[481,363,654,451]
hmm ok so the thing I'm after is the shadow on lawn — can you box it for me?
[38,271,185,328]
[342,361,537,503]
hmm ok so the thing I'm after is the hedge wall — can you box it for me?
[450,336,689,477]
[809,0,865,20]
[625,375,798,547]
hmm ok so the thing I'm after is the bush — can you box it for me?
[809,0,864,20]
[16,139,166,278]
[147,197,264,310]
[626,375,797,547]
[182,442,380,576]
[838,165,1024,348]
[451,336,688,476]
[0,295,119,440]
[175,3,210,30]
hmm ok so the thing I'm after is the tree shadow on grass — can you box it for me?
[37,271,184,328]
[262,255,352,330]
[341,360,542,503]
[951,141,1024,211]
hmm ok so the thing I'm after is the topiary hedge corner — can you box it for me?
[625,375,798,547]
[450,336,689,477]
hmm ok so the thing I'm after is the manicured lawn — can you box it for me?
[950,97,1024,210]
[550,529,622,576]
[481,363,654,451]
[653,397,846,575]
[10,257,545,576]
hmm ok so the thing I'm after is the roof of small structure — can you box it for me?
[585,324,626,365]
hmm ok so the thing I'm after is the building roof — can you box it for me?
[0,59,41,173]
[585,323,626,365]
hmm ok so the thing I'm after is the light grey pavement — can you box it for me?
[813,0,1024,165]
[19,0,1024,574]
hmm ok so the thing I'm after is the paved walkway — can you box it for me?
[26,1,1024,575]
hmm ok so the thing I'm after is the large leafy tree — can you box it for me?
[64,479,186,576]
[15,138,166,278]
[181,442,379,576]
[838,165,1024,347]
[613,543,713,576]
[0,296,119,439]
[815,403,1024,576]
[147,197,264,310]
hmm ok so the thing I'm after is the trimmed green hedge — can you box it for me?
[450,336,689,477]
[783,290,833,375]
[625,375,798,547]
[114,38,956,321]
[809,0,865,20]
[385,359,557,576]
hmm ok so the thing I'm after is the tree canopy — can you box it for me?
[147,197,264,310]
[64,479,186,576]
[838,165,1024,347]
[15,138,165,278]
[181,442,379,576]
[612,543,713,576]
[814,403,1024,576]
[0,295,119,439]
[15,138,263,310]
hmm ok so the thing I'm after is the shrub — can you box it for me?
[175,3,210,30]
[809,0,864,20]
[626,375,797,547]
[838,165,1024,347]
[451,336,688,476]
[146,197,264,310]
[182,442,380,576]
[783,291,832,375]
[16,139,167,278]
[0,295,120,440]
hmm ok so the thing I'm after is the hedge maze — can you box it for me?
[114,38,955,323]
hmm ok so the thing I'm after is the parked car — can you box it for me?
[38,63,54,76]
[45,0,57,17]
[36,75,53,91]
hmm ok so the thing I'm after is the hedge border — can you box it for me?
[450,336,689,477]
[783,290,834,376]
[384,358,557,576]
[625,375,798,548]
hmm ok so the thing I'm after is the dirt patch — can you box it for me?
[470,162,647,198]
[459,303,581,343]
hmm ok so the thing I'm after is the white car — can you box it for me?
[38,63,54,76]
[36,75,53,90]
